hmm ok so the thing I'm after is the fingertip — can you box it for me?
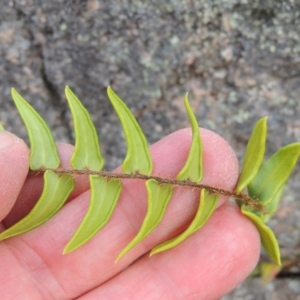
[0,131,29,221]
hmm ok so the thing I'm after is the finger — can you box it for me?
[1,128,239,299]
[0,131,29,225]
[79,202,260,300]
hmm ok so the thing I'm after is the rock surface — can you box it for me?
[0,1,299,297]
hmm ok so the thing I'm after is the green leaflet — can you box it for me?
[0,170,74,240]
[107,86,152,175]
[241,204,281,265]
[262,185,285,223]
[116,179,173,262]
[64,175,122,253]
[176,93,203,182]
[236,117,267,194]
[150,189,218,256]
[0,123,4,131]
[248,143,300,205]
[259,262,282,285]
[65,86,104,171]
[11,88,60,170]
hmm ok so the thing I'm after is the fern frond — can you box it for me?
[0,86,298,266]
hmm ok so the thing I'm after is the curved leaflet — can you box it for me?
[11,88,60,170]
[64,175,122,253]
[262,185,285,223]
[0,170,74,240]
[65,86,104,171]
[150,189,218,256]
[0,123,4,131]
[259,262,282,285]
[177,93,203,182]
[116,179,173,261]
[107,86,152,175]
[236,117,267,194]
[241,204,281,265]
[248,143,300,205]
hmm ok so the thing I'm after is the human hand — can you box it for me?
[0,128,260,299]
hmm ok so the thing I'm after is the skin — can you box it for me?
[0,128,260,300]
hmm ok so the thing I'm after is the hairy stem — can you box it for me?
[31,168,263,211]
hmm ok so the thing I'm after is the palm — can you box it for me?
[0,129,260,299]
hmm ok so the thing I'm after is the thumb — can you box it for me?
[0,131,29,223]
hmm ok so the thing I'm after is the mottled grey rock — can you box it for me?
[0,0,299,297]
[222,278,300,300]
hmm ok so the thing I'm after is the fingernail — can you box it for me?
[0,131,16,150]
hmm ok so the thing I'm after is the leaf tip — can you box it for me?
[107,85,112,93]
[62,248,69,255]
[184,92,190,105]
[11,87,20,101]
[107,86,119,100]
[149,247,161,257]
[115,252,123,264]
[63,243,75,255]
[65,85,74,97]
[107,86,116,98]
[115,247,129,263]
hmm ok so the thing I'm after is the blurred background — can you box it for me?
[0,1,299,298]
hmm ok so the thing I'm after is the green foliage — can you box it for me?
[176,93,203,182]
[11,88,60,170]
[0,86,299,267]
[248,143,300,206]
[64,175,122,254]
[65,86,104,171]
[116,180,173,262]
[117,93,203,261]
[237,142,300,265]
[241,205,281,265]
[236,117,267,194]
[259,262,282,285]
[262,185,285,223]
[107,86,152,175]
[0,170,74,240]
[151,189,218,256]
